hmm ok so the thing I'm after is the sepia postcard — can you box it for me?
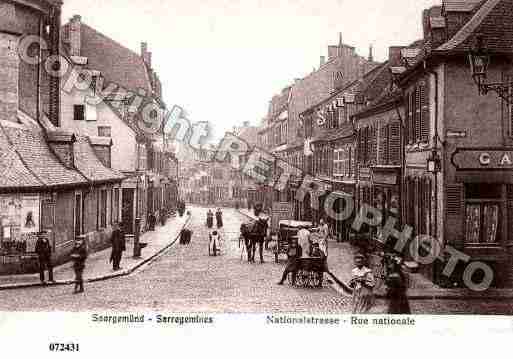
[1,0,513,356]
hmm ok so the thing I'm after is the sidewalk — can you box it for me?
[238,208,513,299]
[0,214,191,291]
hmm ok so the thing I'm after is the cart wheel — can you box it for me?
[287,272,294,285]
[311,272,322,288]
[296,270,307,287]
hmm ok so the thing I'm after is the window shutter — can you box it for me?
[378,125,387,164]
[415,87,421,142]
[420,82,430,142]
[508,186,513,241]
[389,121,401,165]
[446,184,465,249]
[409,92,415,144]
[508,77,513,138]
[405,92,411,144]
[371,126,377,165]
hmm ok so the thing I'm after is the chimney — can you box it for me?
[47,131,76,169]
[141,42,152,68]
[320,56,326,67]
[0,32,19,123]
[89,136,113,168]
[328,46,339,60]
[69,15,81,57]
[368,44,374,62]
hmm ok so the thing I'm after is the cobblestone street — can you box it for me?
[0,207,354,313]
[1,206,513,314]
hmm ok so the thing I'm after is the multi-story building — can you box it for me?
[0,0,124,274]
[391,0,513,287]
[59,15,177,235]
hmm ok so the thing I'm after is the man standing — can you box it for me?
[297,227,311,258]
[70,238,88,294]
[35,233,53,284]
[110,222,126,271]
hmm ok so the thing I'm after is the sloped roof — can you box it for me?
[0,124,43,189]
[73,136,125,183]
[78,23,152,93]
[443,0,483,12]
[0,121,87,189]
[437,0,512,53]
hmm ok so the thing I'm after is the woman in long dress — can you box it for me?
[216,208,223,228]
[350,253,375,313]
[206,209,214,228]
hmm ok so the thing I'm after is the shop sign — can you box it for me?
[452,148,513,170]
[372,172,398,185]
[446,130,467,138]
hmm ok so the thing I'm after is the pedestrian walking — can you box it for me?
[35,233,53,284]
[70,238,88,294]
[110,222,126,271]
[215,208,223,228]
[385,260,411,314]
[318,219,329,257]
[277,243,300,285]
[209,230,221,256]
[349,253,375,313]
[206,209,214,228]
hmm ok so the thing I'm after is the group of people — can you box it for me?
[206,209,224,256]
[277,219,330,286]
[349,252,410,314]
[35,222,127,294]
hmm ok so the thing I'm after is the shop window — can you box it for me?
[464,184,502,244]
[112,188,119,224]
[99,189,108,229]
[75,192,83,236]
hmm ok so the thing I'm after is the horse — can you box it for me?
[240,217,269,263]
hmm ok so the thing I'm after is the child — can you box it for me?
[209,230,221,256]
[349,253,375,313]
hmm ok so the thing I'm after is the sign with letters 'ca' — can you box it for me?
[452,149,513,170]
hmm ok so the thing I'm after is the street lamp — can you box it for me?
[468,34,513,104]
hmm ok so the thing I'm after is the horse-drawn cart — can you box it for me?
[273,220,314,263]
[288,257,327,288]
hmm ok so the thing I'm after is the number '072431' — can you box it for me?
[48,343,80,352]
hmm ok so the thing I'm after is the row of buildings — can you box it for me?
[249,0,513,288]
[0,0,179,274]
[178,122,259,207]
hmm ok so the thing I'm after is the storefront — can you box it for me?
[371,166,402,250]
[330,180,356,242]
[0,194,44,273]
[447,148,513,287]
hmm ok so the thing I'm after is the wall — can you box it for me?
[60,87,138,173]
[0,32,19,123]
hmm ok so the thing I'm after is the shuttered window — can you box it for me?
[389,121,401,165]
[379,125,388,164]
[509,80,513,137]
[420,82,430,142]
[415,87,421,142]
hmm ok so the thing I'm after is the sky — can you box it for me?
[62,0,440,141]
